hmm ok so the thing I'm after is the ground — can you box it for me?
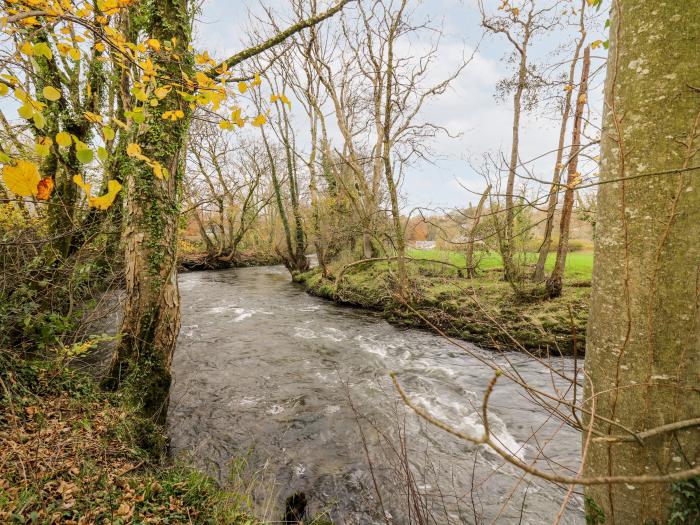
[0,353,258,525]
[296,250,592,355]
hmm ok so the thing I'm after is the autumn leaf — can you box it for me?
[43,86,61,102]
[154,86,171,99]
[126,143,142,157]
[152,161,168,180]
[238,81,248,94]
[73,174,91,195]
[56,131,72,147]
[36,177,54,200]
[252,73,262,87]
[89,180,122,210]
[252,114,267,127]
[19,42,33,56]
[3,160,41,197]
[147,38,161,51]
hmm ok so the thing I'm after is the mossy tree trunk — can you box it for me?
[583,2,700,523]
[105,0,193,425]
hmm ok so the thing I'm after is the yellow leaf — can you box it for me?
[19,42,33,56]
[151,161,168,180]
[84,111,103,124]
[252,73,262,87]
[252,114,266,127]
[147,38,161,51]
[89,180,122,210]
[18,104,33,120]
[126,143,142,157]
[238,81,248,94]
[43,86,61,101]
[154,86,171,99]
[35,136,52,157]
[95,42,106,52]
[591,40,603,49]
[68,47,81,61]
[3,160,41,197]
[73,174,91,194]
[280,94,291,108]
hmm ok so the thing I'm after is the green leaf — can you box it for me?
[97,146,108,162]
[76,148,93,164]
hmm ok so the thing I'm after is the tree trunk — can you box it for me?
[583,2,700,523]
[465,184,491,278]
[381,2,409,298]
[545,46,590,298]
[533,2,586,282]
[501,30,530,284]
[104,0,193,426]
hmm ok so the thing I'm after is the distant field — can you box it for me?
[407,248,594,280]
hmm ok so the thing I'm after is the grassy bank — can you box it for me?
[296,251,592,355]
[0,352,258,524]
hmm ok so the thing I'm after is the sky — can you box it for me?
[192,0,609,211]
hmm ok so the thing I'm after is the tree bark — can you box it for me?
[583,2,700,523]
[545,46,590,298]
[104,0,193,426]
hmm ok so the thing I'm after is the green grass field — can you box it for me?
[407,248,594,280]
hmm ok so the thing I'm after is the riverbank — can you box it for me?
[0,351,258,524]
[294,258,590,356]
[178,251,282,271]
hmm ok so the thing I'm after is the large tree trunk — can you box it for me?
[583,2,700,523]
[545,46,590,298]
[104,0,193,425]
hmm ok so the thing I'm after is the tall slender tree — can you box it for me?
[583,1,700,522]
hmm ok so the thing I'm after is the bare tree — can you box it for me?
[479,0,563,283]
[533,0,588,282]
[545,46,590,298]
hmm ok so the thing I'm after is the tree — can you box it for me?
[583,1,700,522]
[103,0,195,424]
[545,45,590,298]
[479,0,564,285]
[103,0,352,421]
[532,0,587,282]
[465,184,491,278]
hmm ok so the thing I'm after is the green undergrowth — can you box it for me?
[0,351,259,524]
[296,257,590,355]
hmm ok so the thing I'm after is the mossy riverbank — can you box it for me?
[294,261,590,356]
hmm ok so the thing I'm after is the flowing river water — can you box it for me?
[168,266,584,524]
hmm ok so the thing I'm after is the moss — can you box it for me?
[298,263,589,355]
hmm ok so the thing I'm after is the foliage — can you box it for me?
[584,496,605,525]
[0,352,258,525]
[668,478,700,525]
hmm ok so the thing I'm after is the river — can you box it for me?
[168,266,584,524]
